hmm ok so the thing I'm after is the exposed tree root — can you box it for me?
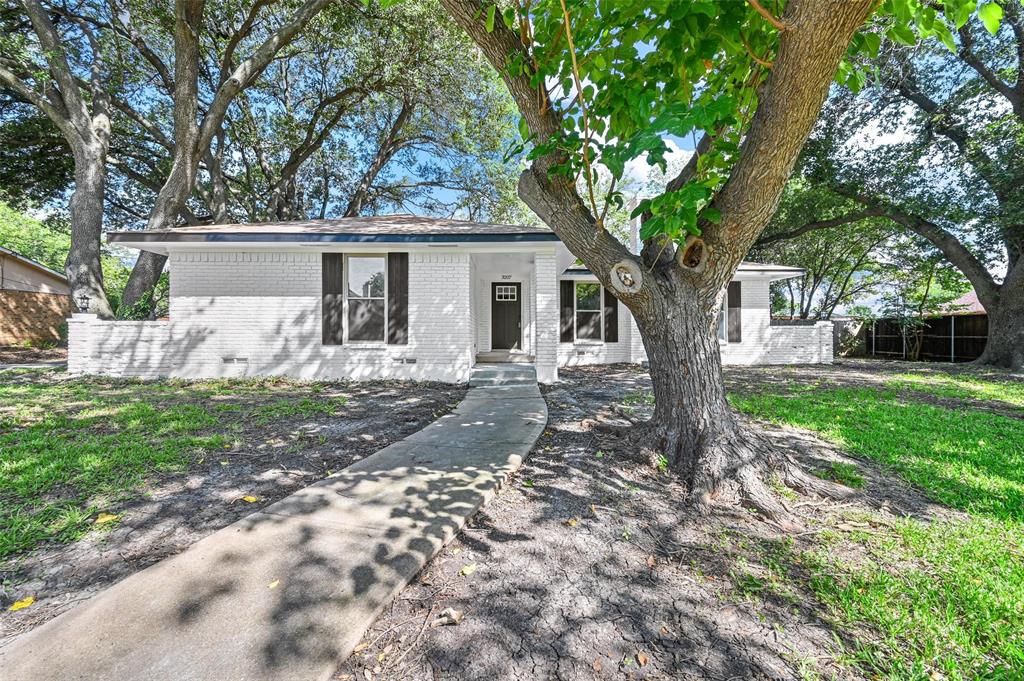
[617,419,853,530]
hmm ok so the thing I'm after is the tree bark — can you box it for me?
[66,144,115,318]
[975,263,1024,370]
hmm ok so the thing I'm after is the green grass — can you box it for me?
[814,461,865,489]
[885,372,1024,409]
[731,388,1024,521]
[805,518,1024,680]
[729,378,1024,679]
[0,377,347,557]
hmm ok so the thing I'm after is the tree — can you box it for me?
[800,0,1024,369]
[0,201,133,305]
[752,181,893,320]
[117,0,339,311]
[428,0,977,518]
[0,0,119,316]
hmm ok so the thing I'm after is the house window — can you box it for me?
[495,285,517,301]
[347,255,386,341]
[575,282,602,341]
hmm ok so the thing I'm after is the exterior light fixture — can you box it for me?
[75,291,90,312]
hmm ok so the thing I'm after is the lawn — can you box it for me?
[0,375,349,557]
[730,374,1024,680]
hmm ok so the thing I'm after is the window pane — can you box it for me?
[349,299,385,341]
[348,256,385,298]
[576,311,601,340]
[575,282,600,311]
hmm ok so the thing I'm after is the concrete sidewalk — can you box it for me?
[0,366,546,681]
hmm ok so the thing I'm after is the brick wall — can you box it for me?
[67,315,173,377]
[0,290,73,345]
[164,250,473,382]
[564,278,834,367]
[533,253,559,382]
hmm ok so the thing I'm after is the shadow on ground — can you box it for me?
[336,363,970,681]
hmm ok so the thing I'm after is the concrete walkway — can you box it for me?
[0,365,546,681]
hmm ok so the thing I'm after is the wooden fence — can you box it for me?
[866,315,988,363]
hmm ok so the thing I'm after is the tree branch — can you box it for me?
[755,207,887,246]
[747,0,788,31]
[957,21,1023,118]
[837,187,1000,306]
[21,0,91,136]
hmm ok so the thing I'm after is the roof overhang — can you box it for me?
[106,230,562,255]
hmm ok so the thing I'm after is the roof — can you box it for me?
[106,215,558,245]
[943,290,986,315]
[0,245,68,283]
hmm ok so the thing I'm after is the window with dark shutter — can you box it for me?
[322,253,344,345]
[727,281,742,343]
[603,288,618,342]
[559,280,574,342]
[387,252,408,344]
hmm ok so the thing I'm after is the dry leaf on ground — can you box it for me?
[8,596,34,612]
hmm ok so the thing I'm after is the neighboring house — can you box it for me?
[0,246,73,346]
[67,216,832,382]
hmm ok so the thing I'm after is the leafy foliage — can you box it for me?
[485,0,1003,248]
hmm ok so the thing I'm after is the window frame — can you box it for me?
[573,280,604,343]
[718,296,728,344]
[344,254,388,344]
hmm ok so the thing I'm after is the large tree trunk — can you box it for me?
[625,272,836,517]
[66,145,115,319]
[976,264,1024,370]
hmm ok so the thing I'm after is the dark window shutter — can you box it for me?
[387,252,408,344]
[559,280,574,342]
[322,253,344,345]
[727,281,742,343]
[603,288,618,342]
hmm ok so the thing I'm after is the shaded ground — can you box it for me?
[335,361,997,681]
[0,345,66,364]
[0,371,465,643]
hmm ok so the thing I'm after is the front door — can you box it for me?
[491,282,521,350]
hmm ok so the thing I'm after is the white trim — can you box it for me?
[718,296,728,345]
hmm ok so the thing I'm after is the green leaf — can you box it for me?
[485,4,497,33]
[978,2,1003,35]
[888,23,918,46]
[862,32,881,58]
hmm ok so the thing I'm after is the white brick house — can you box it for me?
[68,216,832,383]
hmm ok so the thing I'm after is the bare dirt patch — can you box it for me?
[335,365,957,681]
[0,374,465,643]
[0,345,66,364]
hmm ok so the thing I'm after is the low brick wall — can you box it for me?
[67,314,174,378]
[0,290,74,345]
